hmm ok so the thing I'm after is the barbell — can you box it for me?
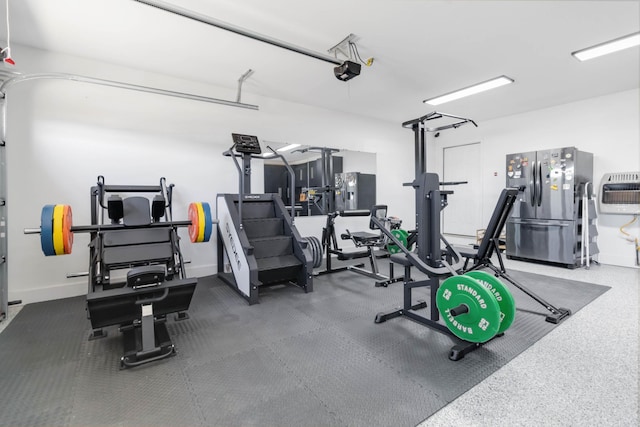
[24,202,215,256]
[436,270,516,343]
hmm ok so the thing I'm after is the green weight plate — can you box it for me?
[40,205,56,256]
[387,229,408,254]
[465,271,516,334]
[436,275,501,343]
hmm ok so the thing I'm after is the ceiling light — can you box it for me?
[261,152,275,158]
[572,32,640,61]
[423,76,514,106]
[276,144,300,152]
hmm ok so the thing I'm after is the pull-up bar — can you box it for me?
[403,111,477,180]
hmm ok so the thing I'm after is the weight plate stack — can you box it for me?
[304,236,323,268]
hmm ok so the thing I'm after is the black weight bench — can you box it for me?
[451,188,519,272]
[341,205,403,287]
[456,187,571,324]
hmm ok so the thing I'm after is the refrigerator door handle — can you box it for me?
[537,161,543,207]
[530,162,537,207]
[510,219,569,227]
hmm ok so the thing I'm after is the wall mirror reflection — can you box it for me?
[263,145,377,216]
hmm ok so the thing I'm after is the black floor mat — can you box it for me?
[0,269,609,427]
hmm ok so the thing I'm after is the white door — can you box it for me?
[442,143,482,236]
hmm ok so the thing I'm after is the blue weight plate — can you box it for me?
[202,202,213,242]
[40,205,56,256]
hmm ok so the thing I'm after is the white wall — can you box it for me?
[430,88,640,268]
[5,45,411,304]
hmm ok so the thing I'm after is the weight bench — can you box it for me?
[87,193,197,368]
[457,187,571,324]
[341,205,403,287]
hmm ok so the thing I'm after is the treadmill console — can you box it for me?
[232,133,262,154]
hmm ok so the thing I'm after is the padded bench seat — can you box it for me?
[103,242,174,267]
[103,228,171,247]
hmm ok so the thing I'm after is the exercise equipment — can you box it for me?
[372,112,510,361]
[304,236,323,268]
[32,201,212,257]
[372,172,510,359]
[25,176,210,368]
[386,229,409,254]
[217,133,314,305]
[436,274,502,343]
[455,187,572,324]
[341,205,404,287]
[314,206,402,287]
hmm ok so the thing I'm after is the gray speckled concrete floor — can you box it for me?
[419,259,639,427]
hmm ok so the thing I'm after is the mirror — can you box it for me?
[263,147,376,216]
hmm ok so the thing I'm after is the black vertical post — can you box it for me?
[413,123,426,238]
[242,153,252,194]
[414,122,426,179]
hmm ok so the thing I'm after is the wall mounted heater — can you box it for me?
[599,172,640,214]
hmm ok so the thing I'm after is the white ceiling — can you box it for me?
[3,0,640,124]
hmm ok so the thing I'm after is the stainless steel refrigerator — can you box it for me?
[505,147,593,267]
[334,172,376,211]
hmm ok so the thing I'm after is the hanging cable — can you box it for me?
[349,42,373,66]
[619,214,640,265]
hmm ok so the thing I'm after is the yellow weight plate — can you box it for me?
[196,202,205,243]
[52,204,65,255]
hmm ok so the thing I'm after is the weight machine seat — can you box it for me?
[103,243,174,267]
[389,252,414,267]
[346,231,381,246]
[336,248,370,261]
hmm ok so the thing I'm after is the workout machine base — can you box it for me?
[545,307,572,324]
[314,262,364,277]
[119,319,176,369]
[374,297,498,361]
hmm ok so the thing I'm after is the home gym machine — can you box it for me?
[24,176,213,368]
[217,133,314,305]
[370,112,520,361]
[314,205,403,287]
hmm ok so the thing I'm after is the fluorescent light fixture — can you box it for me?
[276,143,300,152]
[572,32,640,61]
[261,152,275,158]
[423,76,514,105]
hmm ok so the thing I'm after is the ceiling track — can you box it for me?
[132,0,342,66]
[0,72,259,110]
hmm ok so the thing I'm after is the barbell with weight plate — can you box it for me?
[436,272,516,343]
[26,201,215,256]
